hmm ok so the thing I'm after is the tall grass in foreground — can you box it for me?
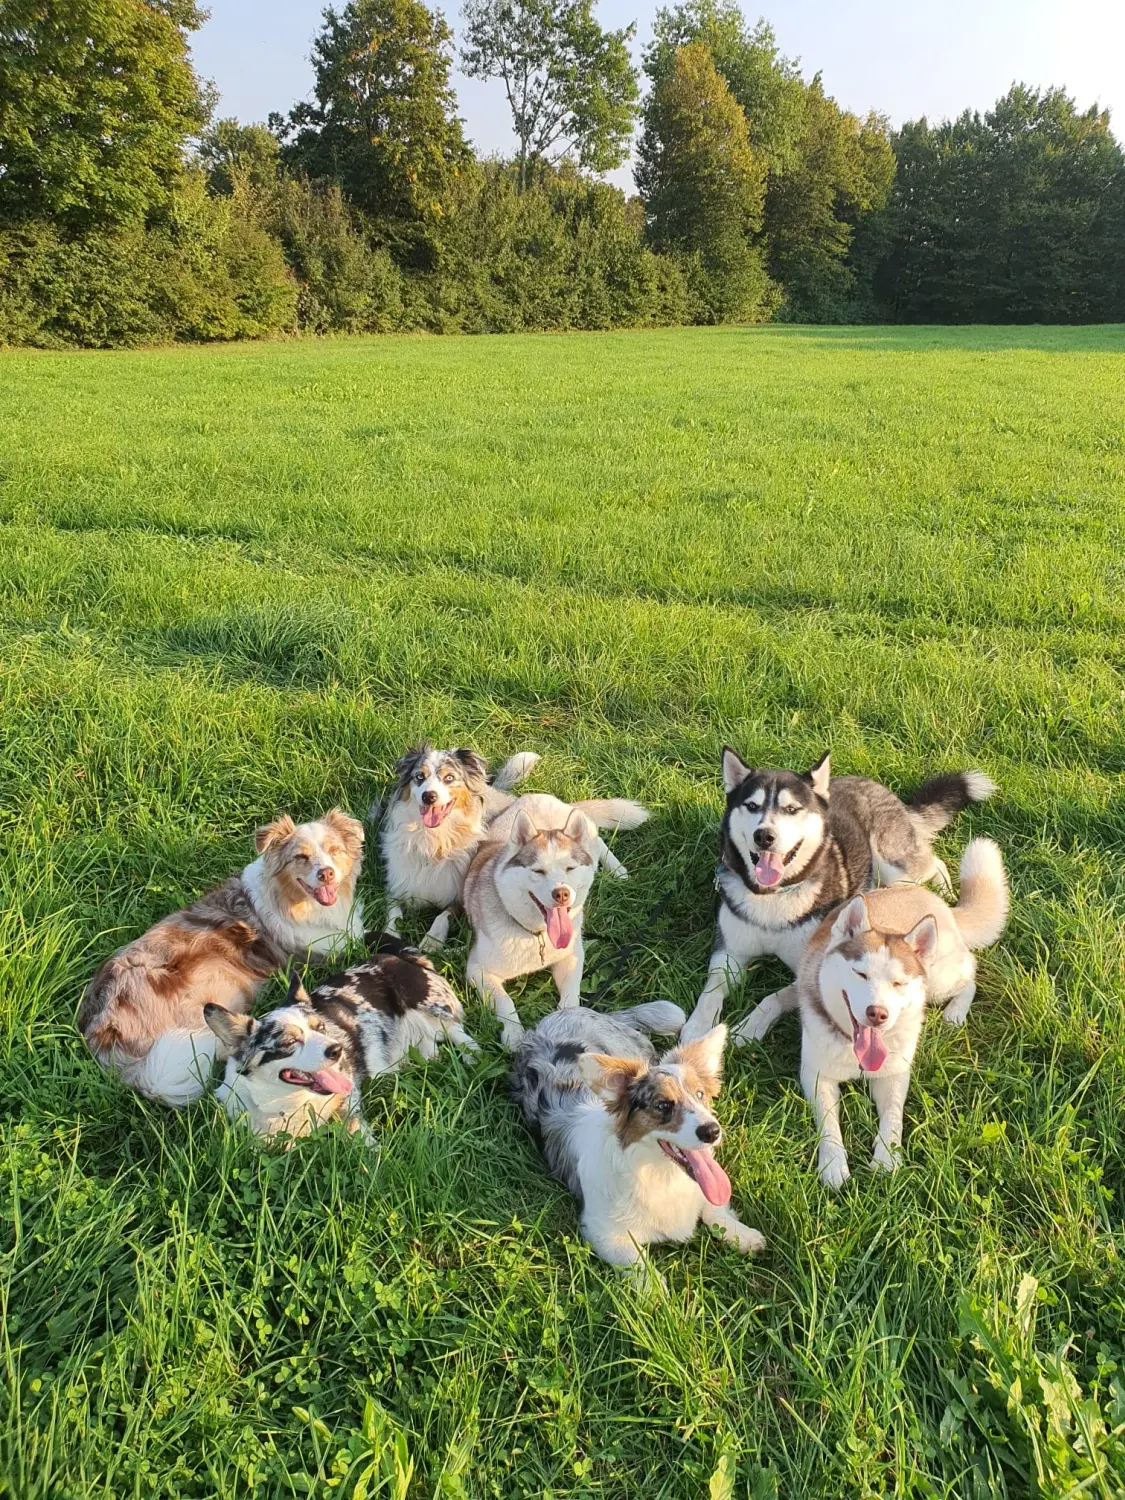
[1,324,1124,1497]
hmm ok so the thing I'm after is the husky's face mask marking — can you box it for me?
[204,1002,354,1097]
[496,809,596,950]
[819,897,936,1071]
[722,748,829,888]
[394,746,487,830]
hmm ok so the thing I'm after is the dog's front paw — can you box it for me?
[418,933,445,954]
[727,1221,767,1255]
[942,995,973,1027]
[499,1021,525,1051]
[818,1147,851,1191]
[871,1137,901,1174]
[610,862,629,880]
[731,997,777,1047]
[618,1259,666,1297]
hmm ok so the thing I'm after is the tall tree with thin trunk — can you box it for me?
[460,0,639,190]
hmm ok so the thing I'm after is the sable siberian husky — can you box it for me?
[78,811,366,1106]
[511,1005,764,1276]
[379,745,541,949]
[783,839,1008,1188]
[462,792,648,1049]
[205,936,477,1140]
[680,750,996,1043]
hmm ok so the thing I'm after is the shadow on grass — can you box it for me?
[749,323,1125,355]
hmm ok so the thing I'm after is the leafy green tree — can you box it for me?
[643,1,803,174]
[0,0,212,231]
[460,0,639,190]
[635,41,774,322]
[873,85,1125,323]
[198,119,281,196]
[275,0,469,264]
[765,77,894,321]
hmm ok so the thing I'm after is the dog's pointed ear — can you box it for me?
[904,915,939,965]
[255,813,295,854]
[664,1025,727,1095]
[510,810,538,846]
[287,969,311,1005]
[831,895,869,944]
[576,1052,649,1101]
[324,807,364,858]
[721,747,752,794]
[204,1003,254,1049]
[563,808,596,844]
[804,753,831,799]
[453,748,488,789]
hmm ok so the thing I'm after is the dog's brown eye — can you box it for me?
[443,775,454,784]
[657,1099,674,1118]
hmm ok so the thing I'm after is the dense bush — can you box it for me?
[433,163,690,332]
[0,174,296,348]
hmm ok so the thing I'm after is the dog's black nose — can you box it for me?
[421,790,438,806]
[695,1121,720,1144]
[753,827,775,850]
[324,1042,342,1062]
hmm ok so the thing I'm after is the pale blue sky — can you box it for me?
[190,0,1125,189]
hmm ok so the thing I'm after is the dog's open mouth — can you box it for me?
[531,894,573,949]
[298,878,338,907]
[752,839,802,889]
[279,1066,353,1095]
[421,801,452,829]
[659,1139,732,1206]
[842,989,887,1072]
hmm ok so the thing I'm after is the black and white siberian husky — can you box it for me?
[680,749,996,1043]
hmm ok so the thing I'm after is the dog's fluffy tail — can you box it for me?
[572,798,649,831]
[119,1028,219,1108]
[491,751,541,791]
[615,1000,685,1036]
[907,769,996,837]
[951,838,1009,949]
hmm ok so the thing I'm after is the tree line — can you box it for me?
[1,0,1122,347]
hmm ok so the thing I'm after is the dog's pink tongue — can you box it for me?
[686,1148,732,1207]
[853,1027,888,1072]
[754,851,784,887]
[312,885,338,907]
[422,805,444,829]
[313,1067,353,1095]
[545,904,573,949]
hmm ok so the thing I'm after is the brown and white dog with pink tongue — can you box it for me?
[462,792,648,1050]
[778,839,1008,1189]
[511,1005,764,1280]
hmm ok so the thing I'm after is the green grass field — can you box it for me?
[2,324,1125,1499]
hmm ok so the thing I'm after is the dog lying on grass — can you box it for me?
[511,1004,764,1279]
[763,839,1009,1189]
[463,792,647,1049]
[204,935,477,1140]
[78,811,365,1106]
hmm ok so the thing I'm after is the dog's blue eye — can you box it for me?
[695,1089,704,1100]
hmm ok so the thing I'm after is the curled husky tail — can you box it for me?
[908,769,996,836]
[952,838,1009,949]
[572,798,649,831]
[491,751,541,791]
[614,1000,685,1036]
